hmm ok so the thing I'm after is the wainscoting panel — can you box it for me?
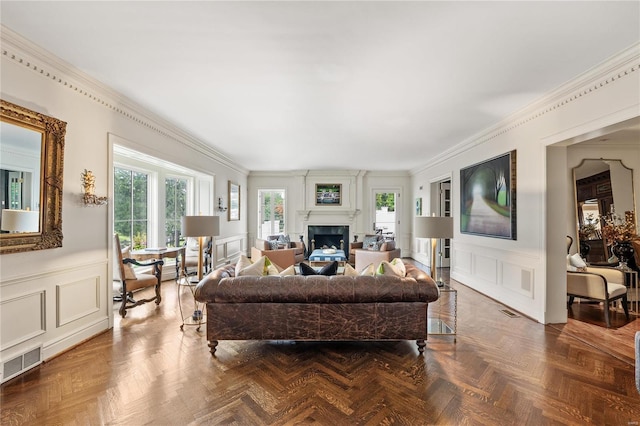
[0,290,46,351]
[214,235,246,268]
[450,242,543,322]
[56,277,101,327]
[474,255,498,284]
[453,248,472,274]
[500,262,535,298]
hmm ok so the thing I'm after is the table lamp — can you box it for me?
[181,215,219,281]
[1,209,39,233]
[414,215,453,286]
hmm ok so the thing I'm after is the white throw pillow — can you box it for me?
[376,258,406,277]
[567,253,587,272]
[236,254,268,276]
[570,253,586,268]
[358,263,376,276]
[275,265,296,276]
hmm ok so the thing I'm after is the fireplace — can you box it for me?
[307,225,349,252]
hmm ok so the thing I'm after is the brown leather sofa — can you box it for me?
[194,262,439,355]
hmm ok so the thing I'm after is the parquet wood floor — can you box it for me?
[1,262,639,425]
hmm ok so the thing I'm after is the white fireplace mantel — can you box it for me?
[297,209,361,221]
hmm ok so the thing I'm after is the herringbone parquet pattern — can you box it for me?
[1,263,639,425]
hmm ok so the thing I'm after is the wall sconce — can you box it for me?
[81,169,107,206]
[217,197,228,212]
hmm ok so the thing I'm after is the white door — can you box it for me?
[372,190,400,240]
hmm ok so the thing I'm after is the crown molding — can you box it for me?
[0,25,248,175]
[410,42,640,176]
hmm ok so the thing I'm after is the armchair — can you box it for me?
[567,266,629,327]
[251,238,297,269]
[266,234,305,263]
[352,236,401,271]
[114,234,164,318]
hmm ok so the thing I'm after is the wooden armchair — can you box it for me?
[114,234,164,318]
[567,266,629,327]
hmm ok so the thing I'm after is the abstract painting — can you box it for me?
[460,151,517,239]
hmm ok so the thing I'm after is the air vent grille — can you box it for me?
[1,346,43,383]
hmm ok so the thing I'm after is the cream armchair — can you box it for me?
[352,237,401,271]
[567,266,629,327]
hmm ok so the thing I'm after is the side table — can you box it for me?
[428,283,457,341]
[176,273,205,331]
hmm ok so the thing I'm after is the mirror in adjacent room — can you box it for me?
[0,99,66,254]
[573,158,635,263]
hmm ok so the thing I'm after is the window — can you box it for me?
[165,177,188,247]
[114,167,148,249]
[258,189,285,239]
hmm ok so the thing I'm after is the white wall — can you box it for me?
[0,30,247,381]
[411,44,639,324]
[247,170,411,253]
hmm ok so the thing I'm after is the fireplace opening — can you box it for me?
[307,225,349,254]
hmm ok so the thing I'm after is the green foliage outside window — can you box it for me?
[376,193,395,212]
[165,177,187,247]
[114,167,148,248]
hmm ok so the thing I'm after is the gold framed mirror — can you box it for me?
[573,158,635,262]
[0,99,66,254]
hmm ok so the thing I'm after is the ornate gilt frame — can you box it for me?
[0,99,66,254]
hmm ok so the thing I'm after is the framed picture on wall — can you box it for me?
[460,150,517,239]
[228,181,240,221]
[415,197,422,216]
[315,184,342,206]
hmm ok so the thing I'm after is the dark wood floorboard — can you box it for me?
[1,261,639,425]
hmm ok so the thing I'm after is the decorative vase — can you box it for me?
[579,241,591,259]
[611,240,634,271]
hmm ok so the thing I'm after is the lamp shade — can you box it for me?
[414,216,453,239]
[181,215,219,238]
[1,209,39,233]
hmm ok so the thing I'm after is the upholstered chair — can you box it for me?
[352,236,401,271]
[251,239,297,269]
[567,266,629,327]
[266,234,305,263]
[114,234,164,318]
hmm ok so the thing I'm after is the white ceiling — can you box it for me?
[1,1,638,172]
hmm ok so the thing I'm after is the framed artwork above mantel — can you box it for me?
[315,184,342,206]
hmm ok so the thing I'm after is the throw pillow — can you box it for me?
[344,263,376,276]
[566,253,587,272]
[376,258,406,277]
[236,254,269,276]
[275,265,296,276]
[362,235,381,251]
[120,246,138,280]
[268,240,280,250]
[277,234,291,245]
[299,261,339,276]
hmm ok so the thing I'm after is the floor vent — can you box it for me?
[1,346,42,383]
[500,309,520,318]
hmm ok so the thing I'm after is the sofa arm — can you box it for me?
[195,263,235,303]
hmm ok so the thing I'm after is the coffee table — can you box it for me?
[308,249,347,267]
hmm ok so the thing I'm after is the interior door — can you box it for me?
[439,181,451,267]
